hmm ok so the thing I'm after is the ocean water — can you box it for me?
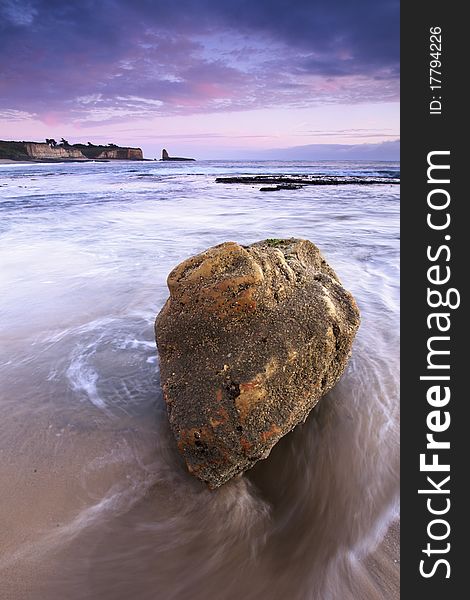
[0,160,399,599]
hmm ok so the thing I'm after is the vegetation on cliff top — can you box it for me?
[0,141,31,160]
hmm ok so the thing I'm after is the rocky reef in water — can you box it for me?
[216,175,400,188]
[155,238,360,488]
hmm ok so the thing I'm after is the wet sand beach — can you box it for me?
[0,391,399,600]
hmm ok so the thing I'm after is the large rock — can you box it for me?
[155,239,360,488]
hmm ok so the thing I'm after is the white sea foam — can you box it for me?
[66,341,106,408]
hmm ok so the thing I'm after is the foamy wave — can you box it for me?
[66,340,106,409]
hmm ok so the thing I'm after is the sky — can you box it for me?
[0,0,399,159]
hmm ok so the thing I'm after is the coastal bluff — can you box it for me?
[155,238,360,488]
[0,140,143,161]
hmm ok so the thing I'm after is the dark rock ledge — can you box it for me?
[215,175,399,188]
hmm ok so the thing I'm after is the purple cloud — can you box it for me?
[0,0,399,125]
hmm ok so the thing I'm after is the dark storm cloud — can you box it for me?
[0,0,399,122]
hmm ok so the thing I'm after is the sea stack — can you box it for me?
[155,238,360,488]
[161,148,195,161]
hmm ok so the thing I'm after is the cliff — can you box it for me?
[74,145,143,160]
[25,143,86,159]
[0,140,144,161]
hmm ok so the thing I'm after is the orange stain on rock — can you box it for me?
[240,436,253,455]
[260,424,282,443]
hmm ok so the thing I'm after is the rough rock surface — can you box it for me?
[155,238,360,488]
